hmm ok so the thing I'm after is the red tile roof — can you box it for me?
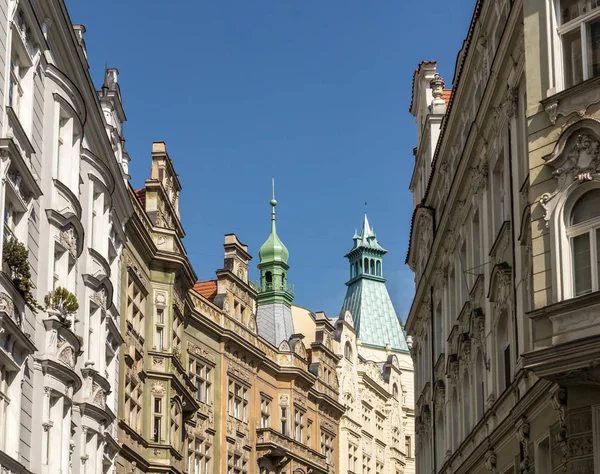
[134,189,146,208]
[193,280,218,302]
[442,89,452,107]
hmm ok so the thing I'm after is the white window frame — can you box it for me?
[554,0,600,90]
[551,180,600,302]
[565,196,600,296]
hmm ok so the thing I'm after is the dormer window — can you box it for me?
[557,0,600,89]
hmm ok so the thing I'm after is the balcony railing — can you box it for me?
[254,280,294,296]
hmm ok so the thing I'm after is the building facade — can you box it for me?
[0,1,133,473]
[118,178,344,474]
[117,142,198,474]
[407,0,600,473]
[333,215,415,474]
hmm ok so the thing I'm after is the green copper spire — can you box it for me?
[340,213,408,352]
[258,179,290,265]
[256,180,295,347]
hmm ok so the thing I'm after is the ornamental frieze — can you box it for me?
[227,362,252,382]
[187,342,216,364]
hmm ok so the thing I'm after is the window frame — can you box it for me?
[566,195,600,295]
[555,0,600,89]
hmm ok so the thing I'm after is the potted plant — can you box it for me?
[44,287,79,328]
[3,238,40,312]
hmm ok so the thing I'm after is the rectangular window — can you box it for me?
[155,308,164,351]
[504,344,511,390]
[434,303,443,358]
[320,431,335,465]
[362,455,372,474]
[493,153,506,236]
[472,210,481,273]
[375,413,384,439]
[153,397,163,443]
[559,1,600,88]
[228,381,248,421]
[348,444,358,472]
[294,409,305,443]
[573,233,593,295]
[405,436,412,458]
[260,396,270,428]
[537,436,551,474]
[280,406,287,435]
[190,359,212,404]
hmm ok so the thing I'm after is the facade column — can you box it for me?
[41,387,51,465]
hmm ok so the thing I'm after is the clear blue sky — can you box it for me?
[65,1,473,321]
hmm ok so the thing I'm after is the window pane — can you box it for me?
[561,0,600,23]
[573,233,592,295]
[564,28,584,88]
[572,189,600,224]
[588,18,600,79]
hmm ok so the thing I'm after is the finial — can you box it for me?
[270,178,277,207]
[430,73,445,99]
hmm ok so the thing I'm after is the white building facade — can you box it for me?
[0,1,132,473]
[334,217,415,474]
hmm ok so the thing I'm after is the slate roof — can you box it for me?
[340,277,408,352]
[256,302,295,348]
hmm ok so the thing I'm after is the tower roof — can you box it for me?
[258,180,289,266]
[348,214,386,254]
[340,279,408,352]
[341,215,408,352]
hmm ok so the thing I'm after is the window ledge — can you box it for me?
[541,75,600,125]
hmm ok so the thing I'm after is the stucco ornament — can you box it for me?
[540,122,600,225]
[59,225,78,258]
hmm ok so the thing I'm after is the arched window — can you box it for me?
[462,371,471,434]
[265,271,272,284]
[344,342,353,360]
[376,260,381,276]
[497,311,511,393]
[364,258,369,274]
[354,262,359,277]
[392,383,398,399]
[475,350,485,421]
[370,259,375,274]
[568,189,600,296]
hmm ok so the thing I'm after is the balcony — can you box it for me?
[523,291,600,386]
[254,280,294,297]
[256,428,328,474]
[36,310,82,392]
[0,271,36,372]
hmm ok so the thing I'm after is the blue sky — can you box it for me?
[65,1,473,321]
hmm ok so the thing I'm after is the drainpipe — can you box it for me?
[507,118,520,367]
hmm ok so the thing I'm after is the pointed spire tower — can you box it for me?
[340,214,409,351]
[255,180,295,347]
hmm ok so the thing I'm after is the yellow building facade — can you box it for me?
[117,143,343,474]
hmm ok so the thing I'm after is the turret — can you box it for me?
[255,180,295,347]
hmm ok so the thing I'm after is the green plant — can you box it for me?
[44,287,79,327]
[3,238,40,313]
